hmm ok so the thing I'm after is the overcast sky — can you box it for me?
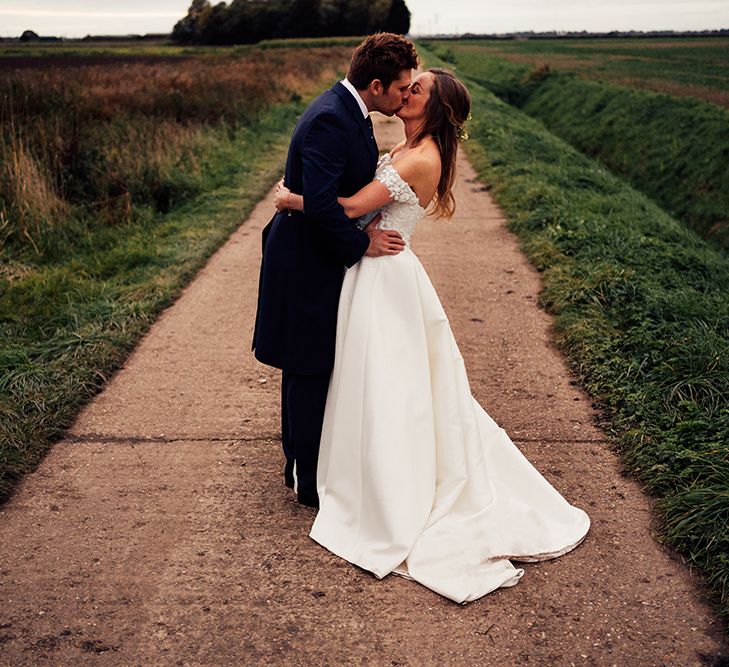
[1,0,727,38]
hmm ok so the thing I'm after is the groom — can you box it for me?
[253,33,418,507]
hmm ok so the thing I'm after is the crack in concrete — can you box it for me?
[516,437,612,445]
[64,433,280,446]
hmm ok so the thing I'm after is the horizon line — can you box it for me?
[1,27,728,40]
[0,10,182,18]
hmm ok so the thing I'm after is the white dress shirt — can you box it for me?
[340,78,369,119]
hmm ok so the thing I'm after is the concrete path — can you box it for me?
[0,116,726,666]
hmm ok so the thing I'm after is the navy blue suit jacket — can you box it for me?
[252,82,376,374]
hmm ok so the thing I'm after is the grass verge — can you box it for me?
[420,45,729,626]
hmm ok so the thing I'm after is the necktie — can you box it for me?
[365,115,374,140]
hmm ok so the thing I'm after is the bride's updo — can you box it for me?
[412,68,472,219]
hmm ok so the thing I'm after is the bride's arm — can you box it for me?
[274,178,391,219]
[344,152,438,216]
[338,144,406,218]
[337,181,392,219]
[273,147,431,218]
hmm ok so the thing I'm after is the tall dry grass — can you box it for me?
[0,128,69,250]
[0,47,349,251]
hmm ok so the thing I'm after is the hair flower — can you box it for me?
[456,112,472,143]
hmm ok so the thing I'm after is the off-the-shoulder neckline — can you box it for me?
[378,153,426,211]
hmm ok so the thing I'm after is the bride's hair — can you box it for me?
[411,68,472,220]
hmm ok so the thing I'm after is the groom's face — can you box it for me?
[373,69,413,116]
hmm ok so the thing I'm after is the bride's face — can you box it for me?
[396,72,435,122]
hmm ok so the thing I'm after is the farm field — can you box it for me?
[0,35,363,60]
[430,37,729,108]
[424,38,729,250]
[0,40,353,502]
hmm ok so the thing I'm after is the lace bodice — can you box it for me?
[372,153,426,245]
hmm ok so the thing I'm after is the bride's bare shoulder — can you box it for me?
[389,139,407,157]
[419,136,442,166]
[390,139,441,207]
[395,139,440,176]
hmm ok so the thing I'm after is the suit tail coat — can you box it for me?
[252,82,378,375]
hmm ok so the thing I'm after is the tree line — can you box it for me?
[172,0,411,45]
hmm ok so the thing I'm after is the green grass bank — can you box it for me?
[424,41,729,250]
[420,45,729,625]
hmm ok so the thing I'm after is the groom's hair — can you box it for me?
[347,33,418,91]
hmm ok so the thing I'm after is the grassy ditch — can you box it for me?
[0,45,351,502]
[424,41,729,250]
[420,45,729,625]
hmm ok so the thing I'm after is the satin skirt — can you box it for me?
[310,248,590,603]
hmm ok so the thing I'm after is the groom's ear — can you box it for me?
[368,79,385,97]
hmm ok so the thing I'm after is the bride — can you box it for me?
[274,67,590,604]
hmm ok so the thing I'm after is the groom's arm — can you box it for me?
[301,112,371,267]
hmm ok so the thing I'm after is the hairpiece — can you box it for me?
[456,112,472,143]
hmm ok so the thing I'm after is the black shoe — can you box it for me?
[297,489,319,509]
[284,460,294,489]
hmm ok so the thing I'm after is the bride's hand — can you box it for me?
[274,181,292,212]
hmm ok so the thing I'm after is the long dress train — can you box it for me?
[309,155,590,603]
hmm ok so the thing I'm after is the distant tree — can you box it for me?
[279,0,324,39]
[198,2,234,44]
[384,0,410,35]
[245,1,284,42]
[172,0,211,43]
[342,0,372,34]
[319,0,350,36]
[171,0,411,45]
[222,0,256,44]
[19,30,40,42]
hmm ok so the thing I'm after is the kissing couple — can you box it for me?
[253,33,590,603]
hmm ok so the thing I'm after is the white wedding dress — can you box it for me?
[309,154,590,604]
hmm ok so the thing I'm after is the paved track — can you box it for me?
[0,115,725,666]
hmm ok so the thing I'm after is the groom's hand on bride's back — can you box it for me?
[364,224,406,257]
[364,213,405,255]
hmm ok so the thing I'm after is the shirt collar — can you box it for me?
[341,77,369,119]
